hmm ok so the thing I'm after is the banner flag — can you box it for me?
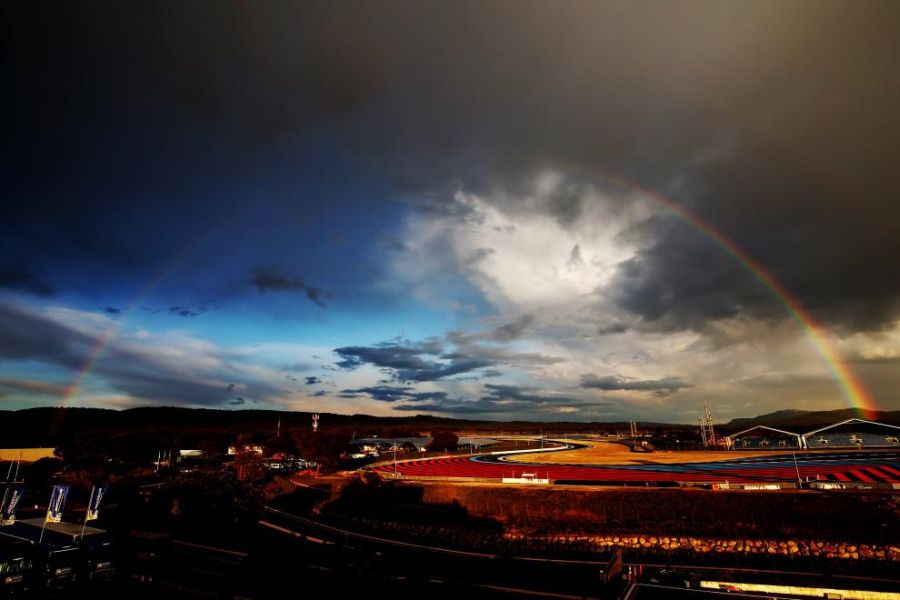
[85,485,107,521]
[45,485,68,523]
[1,486,25,526]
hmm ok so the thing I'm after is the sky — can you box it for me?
[2,1,899,422]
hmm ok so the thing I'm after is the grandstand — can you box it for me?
[801,418,900,449]
[725,425,802,450]
[725,418,900,450]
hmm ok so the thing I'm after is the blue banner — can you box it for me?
[46,485,68,523]
[85,485,107,521]
[1,486,25,525]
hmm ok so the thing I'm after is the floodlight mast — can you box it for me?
[703,401,716,446]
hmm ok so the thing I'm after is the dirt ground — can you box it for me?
[504,439,791,465]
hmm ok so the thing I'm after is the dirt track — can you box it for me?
[504,439,792,465]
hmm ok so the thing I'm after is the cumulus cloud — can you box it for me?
[0,298,287,408]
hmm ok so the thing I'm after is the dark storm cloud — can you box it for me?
[0,299,277,407]
[0,269,53,297]
[398,359,494,383]
[597,323,628,336]
[609,221,778,332]
[334,333,559,382]
[481,384,579,406]
[250,267,332,307]
[390,383,609,415]
[340,385,449,404]
[334,343,491,382]
[304,376,321,385]
[333,342,439,372]
[4,0,899,331]
[168,301,219,318]
[268,0,899,331]
[580,374,692,396]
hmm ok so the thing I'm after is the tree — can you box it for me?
[294,428,352,468]
[427,430,458,452]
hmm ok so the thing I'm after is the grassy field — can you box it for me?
[0,447,57,461]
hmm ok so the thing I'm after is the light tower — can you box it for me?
[312,413,319,433]
[703,401,716,445]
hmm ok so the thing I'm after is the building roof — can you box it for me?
[16,518,106,539]
[801,418,900,439]
[725,425,801,440]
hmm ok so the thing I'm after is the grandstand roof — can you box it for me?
[726,425,802,440]
[802,418,900,439]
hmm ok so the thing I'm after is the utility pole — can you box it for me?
[312,413,319,434]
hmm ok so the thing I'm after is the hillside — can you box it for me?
[724,407,900,431]
[1,405,897,449]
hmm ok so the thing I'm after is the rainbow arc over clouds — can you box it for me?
[58,216,233,410]
[602,175,879,418]
[57,176,879,418]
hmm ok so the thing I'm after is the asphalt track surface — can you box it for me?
[371,450,900,484]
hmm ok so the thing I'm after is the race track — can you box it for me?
[371,450,900,485]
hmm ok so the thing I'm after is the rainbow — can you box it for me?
[56,176,879,418]
[598,174,878,418]
[57,215,232,410]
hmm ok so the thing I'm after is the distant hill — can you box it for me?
[0,406,641,448]
[1,405,897,448]
[724,407,900,432]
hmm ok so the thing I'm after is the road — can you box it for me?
[371,450,900,485]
